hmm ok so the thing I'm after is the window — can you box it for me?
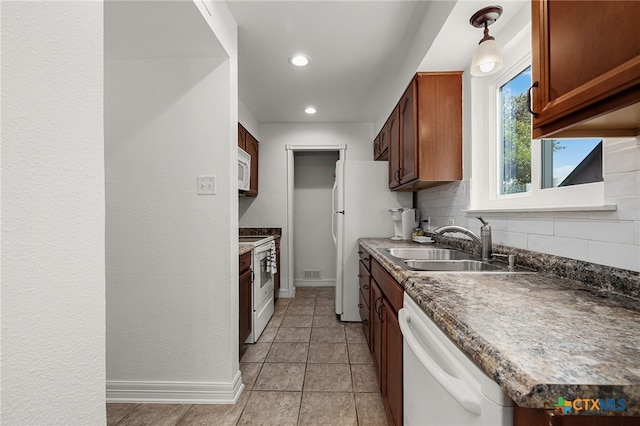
[499,66,532,195]
[470,25,608,212]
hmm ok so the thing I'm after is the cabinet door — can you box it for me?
[274,243,280,300]
[388,107,401,188]
[371,279,384,389]
[238,123,246,150]
[531,0,640,138]
[239,268,252,346]
[399,79,418,185]
[358,289,370,347]
[375,122,389,161]
[383,304,403,426]
[245,132,259,196]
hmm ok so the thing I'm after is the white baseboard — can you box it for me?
[106,370,244,404]
[294,279,336,288]
[277,287,294,298]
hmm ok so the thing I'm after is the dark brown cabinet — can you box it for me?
[387,107,401,188]
[369,255,404,426]
[531,0,640,138]
[373,120,389,161]
[274,237,281,301]
[371,279,384,386]
[239,251,252,348]
[238,123,259,197]
[387,72,462,191]
[238,123,246,150]
[514,404,640,426]
[358,246,372,347]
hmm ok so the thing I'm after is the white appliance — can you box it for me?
[399,294,513,425]
[238,147,251,191]
[332,160,411,322]
[390,207,418,240]
[239,236,275,343]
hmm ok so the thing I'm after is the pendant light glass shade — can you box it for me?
[469,5,504,77]
[470,38,503,76]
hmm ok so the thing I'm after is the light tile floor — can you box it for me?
[107,287,389,425]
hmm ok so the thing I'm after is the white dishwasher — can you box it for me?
[399,294,513,426]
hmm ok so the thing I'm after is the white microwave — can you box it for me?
[238,147,251,191]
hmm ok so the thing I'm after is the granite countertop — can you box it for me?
[239,245,252,256]
[359,237,640,415]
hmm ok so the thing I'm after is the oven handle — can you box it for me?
[398,308,482,416]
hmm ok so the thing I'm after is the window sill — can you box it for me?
[463,205,617,214]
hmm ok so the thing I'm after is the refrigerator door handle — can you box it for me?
[331,179,338,246]
[331,212,337,246]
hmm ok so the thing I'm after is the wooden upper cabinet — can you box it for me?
[531,0,640,138]
[388,72,462,191]
[399,81,417,185]
[388,107,401,188]
[238,122,259,197]
[374,121,389,161]
[244,132,259,196]
[238,123,246,150]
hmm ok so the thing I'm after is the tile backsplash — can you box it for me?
[416,137,640,272]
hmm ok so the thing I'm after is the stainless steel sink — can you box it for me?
[379,247,535,274]
[404,259,503,272]
[383,247,474,260]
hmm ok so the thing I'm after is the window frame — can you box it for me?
[469,26,608,213]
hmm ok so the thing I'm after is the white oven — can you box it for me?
[238,147,251,191]
[239,236,275,343]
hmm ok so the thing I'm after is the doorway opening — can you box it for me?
[285,145,346,299]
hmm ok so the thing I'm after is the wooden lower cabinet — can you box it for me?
[274,237,281,300]
[369,255,403,426]
[514,405,640,426]
[239,252,252,348]
[383,303,403,426]
[371,280,384,387]
[358,261,371,346]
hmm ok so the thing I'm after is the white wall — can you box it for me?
[105,1,241,402]
[239,123,373,296]
[1,1,106,423]
[417,137,640,272]
[239,99,260,139]
[293,152,340,287]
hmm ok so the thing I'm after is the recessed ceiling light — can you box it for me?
[305,106,316,114]
[289,55,310,67]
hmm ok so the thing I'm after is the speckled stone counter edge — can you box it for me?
[359,237,640,416]
[239,227,282,237]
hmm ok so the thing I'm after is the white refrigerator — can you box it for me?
[332,160,411,322]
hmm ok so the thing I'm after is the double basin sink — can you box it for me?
[380,247,534,274]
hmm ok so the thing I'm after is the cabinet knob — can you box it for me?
[357,274,363,278]
[363,319,369,326]
[358,303,363,308]
[528,81,540,118]
[363,284,369,289]
[357,251,363,254]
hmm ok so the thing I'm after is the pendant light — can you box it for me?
[469,5,503,77]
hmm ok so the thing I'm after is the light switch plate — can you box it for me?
[197,176,216,195]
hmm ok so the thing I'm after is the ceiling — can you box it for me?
[227,0,528,125]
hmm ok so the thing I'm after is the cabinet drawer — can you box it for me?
[239,252,251,274]
[359,290,371,346]
[358,262,371,307]
[371,259,403,313]
[358,245,371,270]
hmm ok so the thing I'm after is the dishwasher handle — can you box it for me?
[398,307,482,416]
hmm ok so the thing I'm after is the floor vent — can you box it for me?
[303,270,322,280]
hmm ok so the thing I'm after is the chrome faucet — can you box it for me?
[432,216,492,261]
